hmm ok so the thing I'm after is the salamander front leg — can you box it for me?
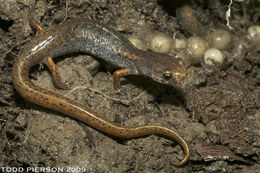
[113,68,132,90]
[44,57,70,90]
[28,11,45,35]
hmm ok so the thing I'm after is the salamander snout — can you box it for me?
[137,52,187,86]
[159,57,186,86]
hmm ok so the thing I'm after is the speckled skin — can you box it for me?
[12,18,189,166]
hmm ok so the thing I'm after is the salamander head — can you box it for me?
[137,52,187,86]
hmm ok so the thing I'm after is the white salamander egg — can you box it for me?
[247,25,260,46]
[128,35,148,51]
[210,29,232,50]
[187,36,207,64]
[150,32,173,53]
[174,38,187,50]
[204,48,224,66]
[175,52,191,67]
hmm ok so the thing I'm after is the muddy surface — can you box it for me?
[0,0,259,172]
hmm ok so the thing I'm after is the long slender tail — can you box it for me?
[12,49,189,167]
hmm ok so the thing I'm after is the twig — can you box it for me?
[132,88,149,101]
[64,0,70,21]
[155,102,165,117]
[0,108,13,115]
[65,86,131,105]
[226,0,234,30]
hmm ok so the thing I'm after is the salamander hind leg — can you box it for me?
[44,57,71,90]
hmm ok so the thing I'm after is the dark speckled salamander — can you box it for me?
[12,13,189,166]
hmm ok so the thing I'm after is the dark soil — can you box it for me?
[0,0,259,172]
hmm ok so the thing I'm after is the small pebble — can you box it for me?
[14,113,27,130]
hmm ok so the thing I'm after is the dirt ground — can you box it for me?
[0,0,259,172]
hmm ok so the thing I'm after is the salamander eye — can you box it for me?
[163,71,172,80]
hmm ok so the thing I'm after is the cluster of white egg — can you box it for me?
[128,25,260,68]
